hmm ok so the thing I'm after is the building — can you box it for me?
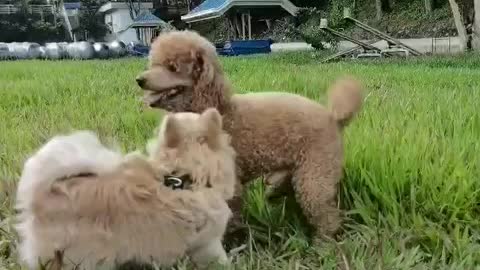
[99,1,154,44]
[181,0,298,40]
[129,10,169,45]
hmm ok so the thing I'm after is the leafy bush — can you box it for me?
[0,12,67,43]
[296,8,338,50]
[295,0,354,50]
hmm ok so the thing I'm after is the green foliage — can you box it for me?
[295,0,354,50]
[295,8,334,50]
[0,6,67,42]
[290,0,329,9]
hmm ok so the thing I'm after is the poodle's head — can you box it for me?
[147,108,236,200]
[136,30,231,113]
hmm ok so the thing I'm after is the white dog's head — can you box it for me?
[147,108,236,200]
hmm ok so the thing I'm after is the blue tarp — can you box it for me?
[217,39,273,56]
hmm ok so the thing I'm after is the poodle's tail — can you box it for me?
[327,76,363,129]
[15,131,123,211]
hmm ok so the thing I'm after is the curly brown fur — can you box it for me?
[15,108,237,270]
[136,30,363,243]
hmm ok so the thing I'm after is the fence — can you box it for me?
[0,4,54,15]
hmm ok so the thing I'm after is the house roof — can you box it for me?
[128,10,167,28]
[181,0,299,23]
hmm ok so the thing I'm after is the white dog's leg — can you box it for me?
[189,239,229,269]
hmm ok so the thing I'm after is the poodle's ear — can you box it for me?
[162,115,181,148]
[192,49,214,83]
[200,108,222,149]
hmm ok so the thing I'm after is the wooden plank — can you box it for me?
[343,9,422,56]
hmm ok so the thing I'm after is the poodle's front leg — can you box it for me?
[223,180,248,249]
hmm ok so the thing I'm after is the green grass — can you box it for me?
[1,52,480,269]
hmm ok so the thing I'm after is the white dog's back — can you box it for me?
[15,131,124,269]
[16,131,122,210]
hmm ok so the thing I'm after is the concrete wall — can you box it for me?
[104,9,139,44]
[271,37,464,55]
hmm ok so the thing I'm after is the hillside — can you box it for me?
[196,0,458,43]
[351,0,456,39]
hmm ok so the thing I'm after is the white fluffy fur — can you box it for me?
[15,118,235,270]
[15,131,123,268]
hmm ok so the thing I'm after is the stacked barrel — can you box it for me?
[0,41,129,60]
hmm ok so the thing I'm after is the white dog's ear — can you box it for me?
[200,108,222,149]
[162,115,181,148]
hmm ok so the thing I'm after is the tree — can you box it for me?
[473,0,480,49]
[126,0,142,20]
[425,0,433,14]
[78,0,108,40]
[448,0,468,50]
[447,0,477,50]
[375,0,382,20]
[126,0,142,40]
[375,0,392,20]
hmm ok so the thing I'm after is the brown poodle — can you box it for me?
[136,30,363,243]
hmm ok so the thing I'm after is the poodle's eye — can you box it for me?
[166,62,177,72]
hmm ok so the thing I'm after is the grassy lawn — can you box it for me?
[1,53,480,269]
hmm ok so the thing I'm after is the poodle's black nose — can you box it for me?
[136,76,146,88]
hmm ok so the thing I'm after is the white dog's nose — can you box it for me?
[136,75,146,87]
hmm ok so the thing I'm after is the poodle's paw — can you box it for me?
[263,170,292,201]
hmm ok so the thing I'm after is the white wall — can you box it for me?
[109,9,133,33]
[100,1,153,44]
[104,8,139,44]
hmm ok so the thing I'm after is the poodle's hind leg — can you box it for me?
[292,141,344,244]
[264,170,292,201]
[188,238,229,269]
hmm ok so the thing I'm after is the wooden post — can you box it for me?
[228,17,234,39]
[213,19,217,40]
[248,12,251,40]
[241,13,245,40]
[148,28,151,45]
[233,15,241,39]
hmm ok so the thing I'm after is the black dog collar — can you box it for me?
[164,174,192,190]
[164,176,184,190]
